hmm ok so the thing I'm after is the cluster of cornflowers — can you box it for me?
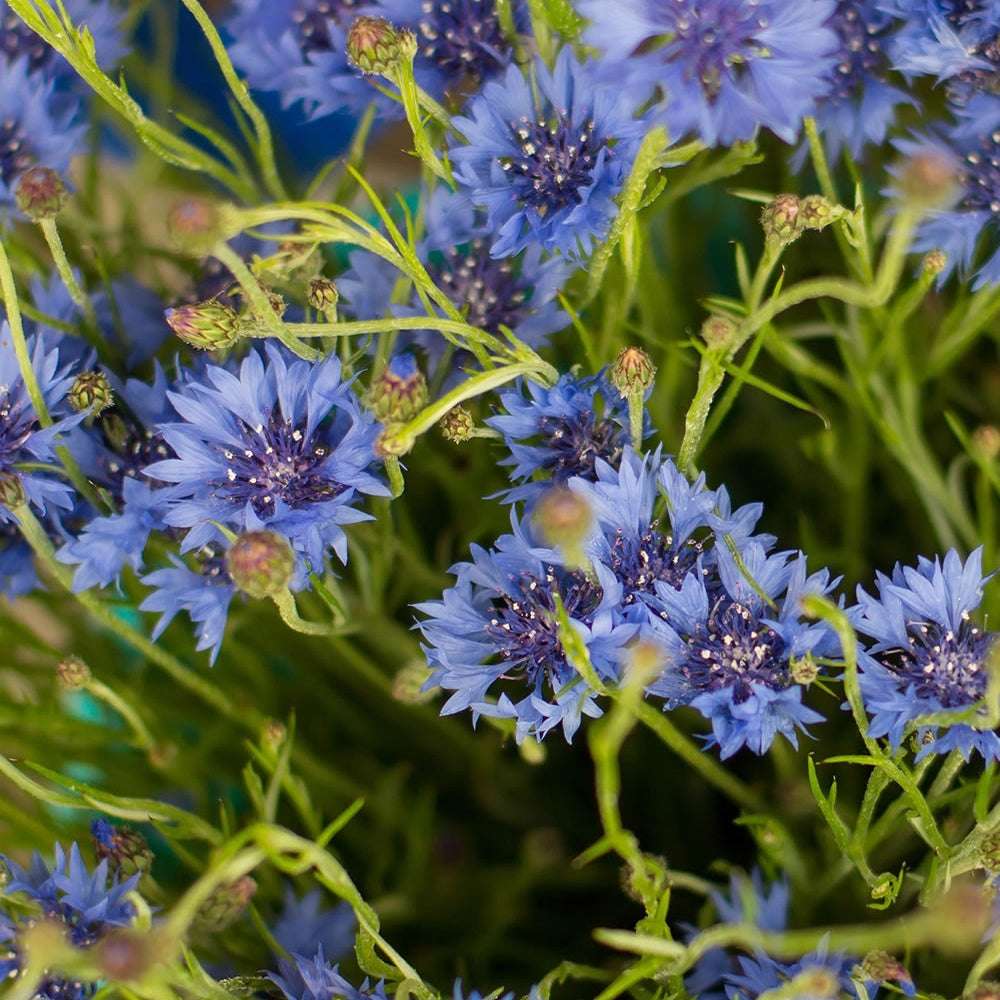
[417,365,1000,766]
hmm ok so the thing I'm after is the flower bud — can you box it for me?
[609,346,656,397]
[347,16,417,76]
[262,718,287,752]
[973,425,1000,461]
[799,194,845,231]
[375,424,415,458]
[167,198,239,256]
[195,876,257,932]
[69,370,114,415]
[897,150,960,208]
[165,299,242,351]
[307,276,339,315]
[923,248,947,275]
[392,660,436,705]
[226,530,295,599]
[0,471,26,511]
[97,929,160,982]
[785,967,839,999]
[761,194,802,244]
[969,982,1000,1000]
[532,486,594,569]
[57,654,91,690]
[15,166,68,220]
[92,818,153,878]
[790,654,818,686]
[856,951,913,995]
[440,405,474,443]
[365,353,428,424]
[700,314,739,348]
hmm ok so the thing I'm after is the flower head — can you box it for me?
[226,0,398,119]
[271,887,355,962]
[578,0,839,146]
[144,346,387,572]
[852,547,1000,761]
[450,48,645,259]
[643,541,838,758]
[267,948,390,1000]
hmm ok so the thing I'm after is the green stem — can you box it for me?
[38,217,98,330]
[85,677,158,753]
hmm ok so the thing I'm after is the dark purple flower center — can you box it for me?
[428,239,530,332]
[0,116,33,188]
[827,2,892,102]
[98,413,173,499]
[607,522,703,603]
[535,407,626,484]
[679,600,789,702]
[959,128,1000,214]
[291,0,359,56]
[0,12,52,72]
[879,620,994,708]
[500,113,606,212]
[213,412,343,519]
[485,566,602,689]
[655,0,770,99]
[0,388,38,474]
[417,0,508,84]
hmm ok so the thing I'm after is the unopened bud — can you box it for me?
[856,951,913,994]
[15,166,68,220]
[195,876,257,932]
[92,819,153,878]
[365,353,428,424]
[761,194,802,244]
[69,371,114,415]
[165,299,241,351]
[923,248,947,275]
[167,198,239,256]
[0,471,25,511]
[790,654,818,686]
[57,655,91,689]
[533,486,593,568]
[973,425,1000,460]
[981,831,1000,872]
[968,981,1000,1000]
[609,346,656,396]
[897,150,960,208]
[440,405,474,443]
[799,194,845,231]
[262,718,287,752]
[700,314,739,348]
[347,16,417,76]
[374,424,415,458]
[98,929,158,981]
[227,531,295,599]
[307,276,339,314]
[785,967,839,998]
[392,660,436,705]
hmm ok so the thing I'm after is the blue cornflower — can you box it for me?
[271,887,355,961]
[643,541,839,758]
[893,94,1000,287]
[370,0,520,102]
[1,0,127,78]
[685,869,789,1000]
[724,941,861,1000]
[0,522,37,598]
[144,346,388,573]
[267,948,390,1000]
[486,371,639,504]
[0,328,81,523]
[851,547,1000,762]
[1,841,140,1000]
[566,448,769,623]
[805,1,913,163]
[577,0,839,146]
[0,57,84,216]
[226,0,397,120]
[140,547,236,664]
[415,511,639,742]
[449,48,646,259]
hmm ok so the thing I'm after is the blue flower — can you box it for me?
[851,547,1000,761]
[805,1,913,163]
[449,47,646,259]
[267,948,390,1000]
[577,0,839,146]
[724,941,860,1000]
[566,447,769,622]
[415,511,639,742]
[1,0,127,78]
[893,94,1000,288]
[226,0,398,120]
[271,887,355,962]
[139,547,236,664]
[1,841,140,1000]
[370,0,520,101]
[0,57,84,217]
[144,346,388,573]
[0,328,81,523]
[486,371,638,504]
[643,541,838,758]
